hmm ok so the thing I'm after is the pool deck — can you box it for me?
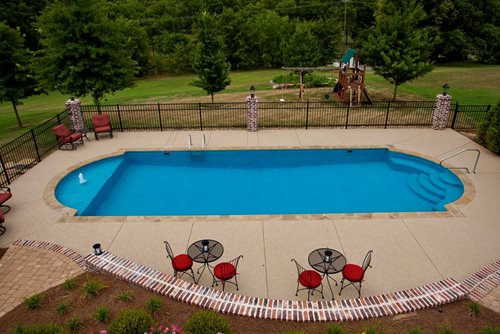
[1,128,499,303]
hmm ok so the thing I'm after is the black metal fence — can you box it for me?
[0,100,492,186]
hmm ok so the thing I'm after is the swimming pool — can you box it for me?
[55,149,464,216]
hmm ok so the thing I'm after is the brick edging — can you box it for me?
[462,259,500,301]
[85,251,467,322]
[12,239,87,270]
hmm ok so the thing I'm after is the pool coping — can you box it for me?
[11,239,500,322]
[43,145,475,223]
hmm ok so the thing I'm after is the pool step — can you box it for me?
[389,156,440,175]
[439,172,462,186]
[418,173,446,198]
[408,173,443,204]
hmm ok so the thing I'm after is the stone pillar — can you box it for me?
[246,95,259,132]
[65,98,87,133]
[432,93,452,130]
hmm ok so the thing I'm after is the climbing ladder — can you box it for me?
[188,134,206,160]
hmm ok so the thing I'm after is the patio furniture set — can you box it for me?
[52,113,113,150]
[293,248,373,300]
[164,240,243,292]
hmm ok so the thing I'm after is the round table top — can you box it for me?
[187,239,224,264]
[308,248,346,274]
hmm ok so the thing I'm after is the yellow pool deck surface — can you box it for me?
[0,128,499,311]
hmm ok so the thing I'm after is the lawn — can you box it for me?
[0,63,499,145]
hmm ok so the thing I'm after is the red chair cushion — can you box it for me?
[69,132,82,141]
[214,262,236,281]
[298,270,322,289]
[0,192,12,204]
[171,254,193,271]
[92,115,110,128]
[95,125,111,133]
[342,264,364,282]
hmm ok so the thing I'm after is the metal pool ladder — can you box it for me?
[439,148,480,174]
[188,133,206,160]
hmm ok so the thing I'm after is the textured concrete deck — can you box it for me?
[0,129,499,302]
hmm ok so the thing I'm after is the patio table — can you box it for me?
[308,248,346,299]
[188,239,224,283]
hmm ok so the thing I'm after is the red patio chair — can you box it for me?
[291,258,324,301]
[0,187,12,214]
[164,241,196,282]
[0,210,5,236]
[92,114,113,140]
[339,250,373,298]
[211,255,243,292]
[52,124,84,150]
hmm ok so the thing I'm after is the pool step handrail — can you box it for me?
[201,133,206,150]
[439,148,480,174]
[188,134,193,150]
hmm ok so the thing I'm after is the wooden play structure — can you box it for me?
[334,48,373,105]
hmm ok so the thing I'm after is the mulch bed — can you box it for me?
[0,270,498,334]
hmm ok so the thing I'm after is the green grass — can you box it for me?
[1,64,498,145]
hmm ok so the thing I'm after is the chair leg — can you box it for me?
[339,278,345,295]
[234,274,239,291]
[1,205,11,214]
[0,225,5,236]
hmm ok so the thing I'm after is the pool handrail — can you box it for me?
[439,148,480,174]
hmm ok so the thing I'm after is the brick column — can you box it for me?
[246,95,259,131]
[432,94,452,130]
[65,98,87,133]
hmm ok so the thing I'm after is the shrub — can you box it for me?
[145,325,184,334]
[325,324,345,334]
[108,308,153,334]
[481,326,500,334]
[145,296,163,314]
[81,278,106,299]
[362,325,385,334]
[439,327,455,334]
[24,294,43,310]
[477,102,500,154]
[67,317,81,331]
[62,278,76,290]
[407,328,424,334]
[468,301,481,315]
[56,302,70,315]
[12,323,65,334]
[95,306,111,323]
[184,310,232,334]
[116,289,133,302]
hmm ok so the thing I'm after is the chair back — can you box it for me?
[229,255,243,269]
[53,124,71,138]
[362,250,373,271]
[291,258,306,276]
[163,241,175,260]
[92,114,110,128]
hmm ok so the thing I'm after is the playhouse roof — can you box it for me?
[341,48,356,64]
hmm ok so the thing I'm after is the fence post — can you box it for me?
[450,102,459,129]
[31,129,41,162]
[157,103,163,131]
[0,153,10,185]
[345,103,350,129]
[198,103,203,131]
[384,101,391,128]
[305,101,310,129]
[117,104,124,132]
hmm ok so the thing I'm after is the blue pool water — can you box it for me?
[55,149,464,216]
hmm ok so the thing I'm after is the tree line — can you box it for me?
[0,0,498,126]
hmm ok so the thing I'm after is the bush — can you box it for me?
[439,327,455,334]
[184,310,232,334]
[13,323,65,334]
[407,328,424,334]
[145,325,184,334]
[468,301,481,315]
[62,278,76,290]
[116,289,133,302]
[67,317,81,331]
[108,308,153,334]
[362,325,385,334]
[55,302,70,315]
[24,294,43,310]
[94,306,111,323]
[482,326,500,334]
[325,324,345,334]
[81,278,106,299]
[145,296,163,314]
[477,102,500,154]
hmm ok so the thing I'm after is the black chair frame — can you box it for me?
[1,187,12,214]
[339,250,373,298]
[291,258,324,301]
[164,241,196,283]
[211,255,243,292]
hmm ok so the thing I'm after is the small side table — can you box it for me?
[187,239,224,284]
[308,248,346,299]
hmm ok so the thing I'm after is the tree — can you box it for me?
[35,0,137,105]
[0,23,39,128]
[360,0,434,100]
[477,102,500,154]
[282,22,321,67]
[192,13,231,102]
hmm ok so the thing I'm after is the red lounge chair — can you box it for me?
[211,255,243,292]
[291,258,324,301]
[0,210,5,235]
[92,114,113,140]
[0,187,12,214]
[339,250,373,298]
[164,241,196,282]
[52,124,84,150]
